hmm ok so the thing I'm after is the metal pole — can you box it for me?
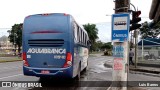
[142,39,144,61]
[131,31,133,48]
[134,30,137,68]
[130,3,136,11]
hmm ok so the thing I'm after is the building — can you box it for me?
[0,36,15,54]
[138,38,160,60]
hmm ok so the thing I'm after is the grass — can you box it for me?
[0,58,22,63]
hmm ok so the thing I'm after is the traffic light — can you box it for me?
[130,11,141,31]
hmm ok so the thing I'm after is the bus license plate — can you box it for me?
[41,70,50,74]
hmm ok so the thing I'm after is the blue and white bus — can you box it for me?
[22,13,90,80]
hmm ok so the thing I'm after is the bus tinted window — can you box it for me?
[73,23,78,42]
[24,15,68,34]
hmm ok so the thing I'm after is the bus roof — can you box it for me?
[25,13,70,18]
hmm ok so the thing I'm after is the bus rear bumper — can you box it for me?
[23,66,73,78]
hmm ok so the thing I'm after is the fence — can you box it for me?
[136,46,160,65]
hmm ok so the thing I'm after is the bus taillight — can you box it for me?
[23,52,29,66]
[63,52,72,68]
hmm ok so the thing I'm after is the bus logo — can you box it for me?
[27,48,66,54]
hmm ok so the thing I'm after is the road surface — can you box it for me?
[0,53,159,90]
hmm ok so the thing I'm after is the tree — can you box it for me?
[83,23,99,51]
[152,21,160,38]
[8,23,23,54]
[96,40,103,50]
[101,42,112,50]
[140,21,160,39]
[101,42,113,56]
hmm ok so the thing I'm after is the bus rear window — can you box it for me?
[24,15,68,33]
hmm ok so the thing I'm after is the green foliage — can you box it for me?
[8,23,23,53]
[83,23,99,51]
[152,21,160,37]
[153,21,160,29]
[83,23,98,43]
[102,42,112,56]
[96,40,103,50]
[88,40,113,53]
[101,42,112,50]
[140,21,160,39]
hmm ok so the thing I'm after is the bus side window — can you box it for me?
[79,28,82,43]
[82,31,84,44]
[73,23,78,42]
[78,27,80,43]
[83,32,85,45]
[84,34,87,45]
[77,27,79,42]
[81,31,83,44]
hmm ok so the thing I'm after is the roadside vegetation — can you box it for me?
[140,21,160,39]
[83,23,113,56]
[7,23,23,54]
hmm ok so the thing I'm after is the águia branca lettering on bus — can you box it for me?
[27,48,66,54]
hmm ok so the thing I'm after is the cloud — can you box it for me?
[96,22,111,42]
[0,0,114,28]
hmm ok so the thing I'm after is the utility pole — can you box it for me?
[130,8,142,68]
[130,31,133,48]
[111,0,130,90]
[115,0,129,13]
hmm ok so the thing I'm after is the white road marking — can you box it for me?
[0,74,23,80]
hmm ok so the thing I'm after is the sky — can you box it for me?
[0,0,152,42]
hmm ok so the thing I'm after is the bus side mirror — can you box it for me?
[87,40,91,46]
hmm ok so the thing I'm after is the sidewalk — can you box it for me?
[104,59,160,74]
[129,65,160,74]
[104,58,160,90]
[130,59,160,74]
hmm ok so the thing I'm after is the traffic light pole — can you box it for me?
[134,30,138,68]
[130,3,136,11]
[130,4,141,68]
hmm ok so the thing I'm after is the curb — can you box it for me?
[129,68,160,74]
[137,63,160,68]
[104,62,112,68]
[104,62,160,74]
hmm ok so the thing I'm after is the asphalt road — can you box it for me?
[0,54,113,90]
[0,54,160,90]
